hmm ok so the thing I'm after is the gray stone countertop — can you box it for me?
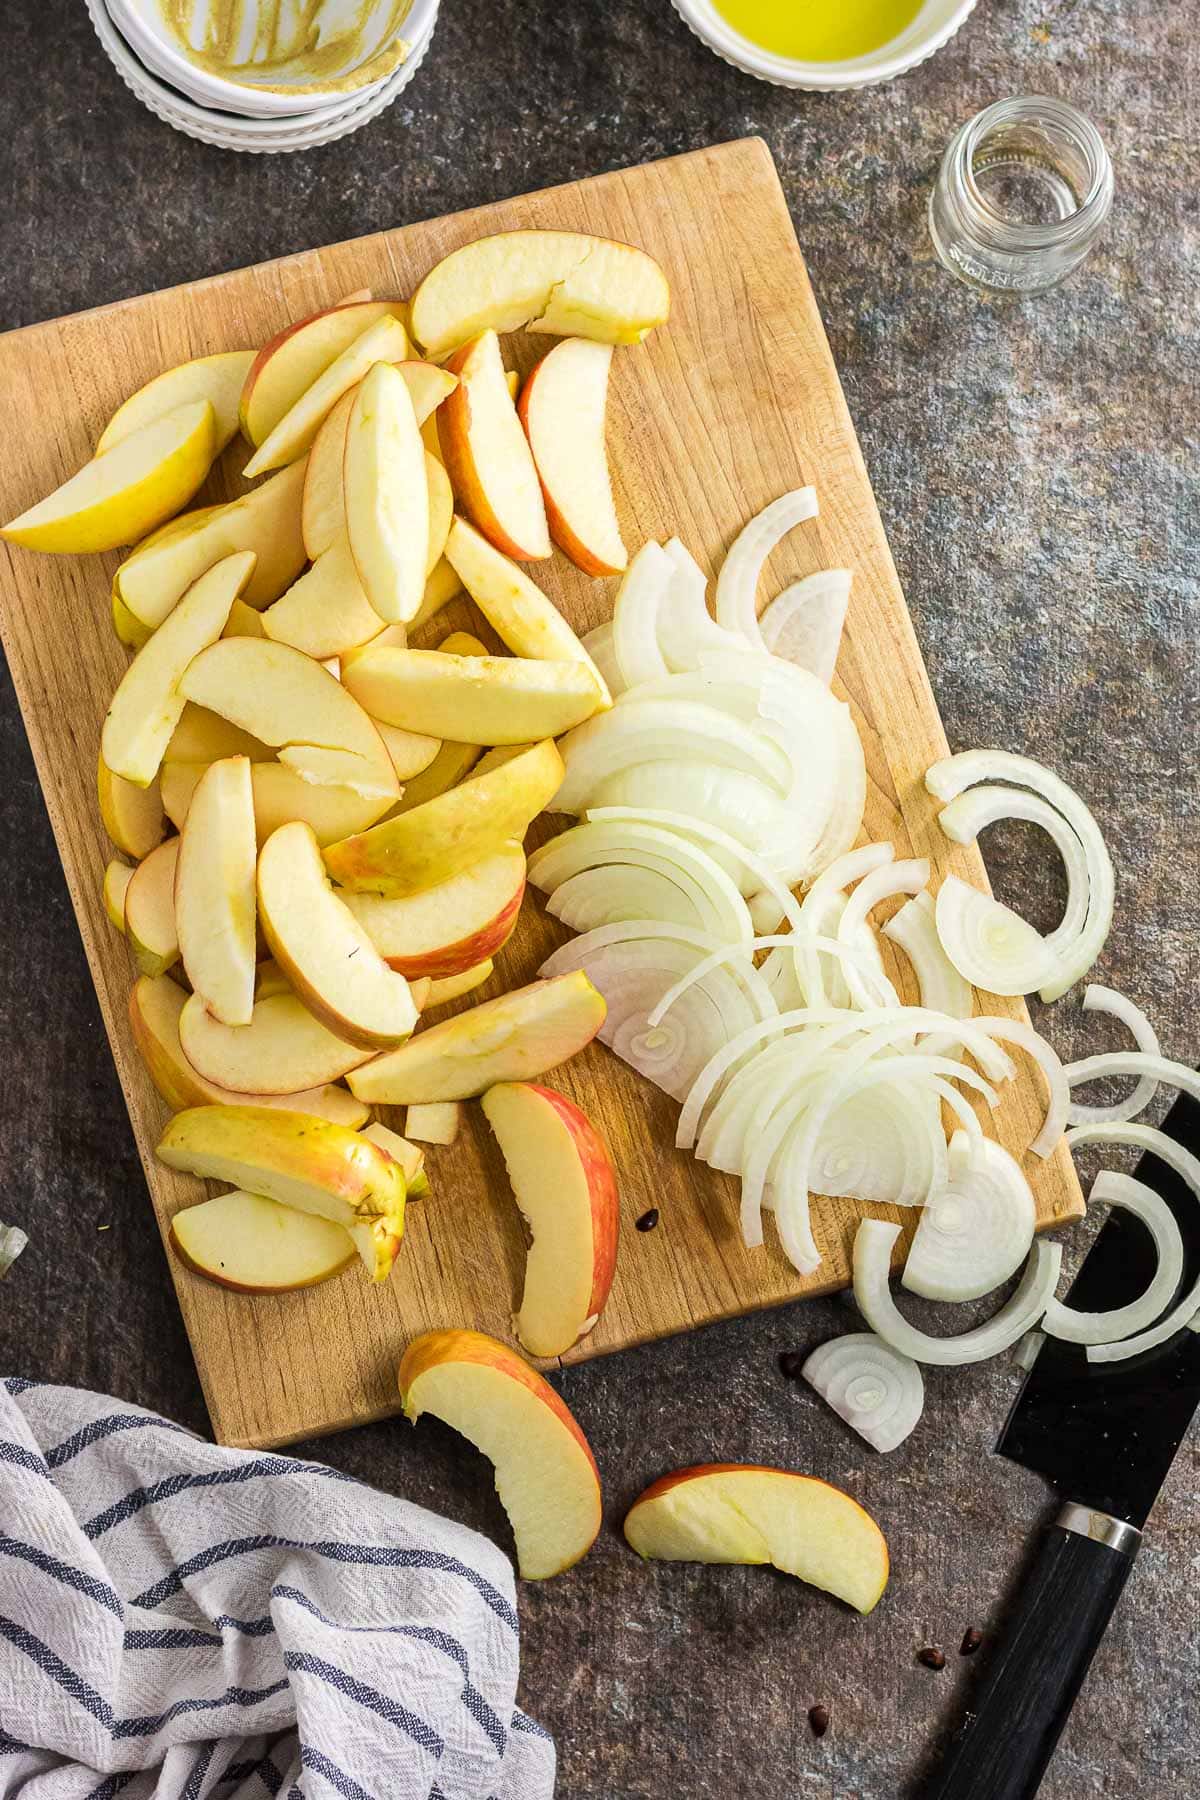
[1,0,1197,1793]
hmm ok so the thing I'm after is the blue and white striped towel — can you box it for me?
[0,1379,555,1799]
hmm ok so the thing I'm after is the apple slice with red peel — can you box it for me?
[347,970,605,1105]
[439,330,550,562]
[518,340,627,577]
[125,837,180,977]
[175,756,258,1026]
[178,984,375,1094]
[404,1102,462,1146]
[244,313,411,477]
[240,299,408,446]
[398,1328,602,1578]
[103,860,133,933]
[257,821,419,1051]
[623,1465,890,1615]
[342,845,524,979]
[481,1082,619,1358]
[344,360,429,625]
[341,644,602,745]
[171,1190,357,1293]
[97,756,165,860]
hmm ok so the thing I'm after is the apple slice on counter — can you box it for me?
[404,1101,462,1145]
[439,329,551,562]
[347,970,605,1105]
[157,1105,407,1281]
[103,860,134,933]
[112,585,154,651]
[424,451,454,572]
[240,298,408,446]
[422,960,493,1008]
[482,1081,619,1358]
[116,459,308,629]
[257,820,419,1050]
[1,401,216,555]
[124,837,180,978]
[342,844,525,978]
[519,339,628,577]
[399,1328,602,1578]
[161,759,393,849]
[623,1465,890,1615]
[171,1189,357,1293]
[174,756,258,1026]
[244,312,411,477]
[389,739,482,815]
[325,737,563,896]
[344,360,429,624]
[97,755,165,860]
[341,644,603,744]
[411,230,670,360]
[262,532,386,661]
[98,350,254,456]
[178,984,376,1093]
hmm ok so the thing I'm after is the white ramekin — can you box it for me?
[669,0,979,89]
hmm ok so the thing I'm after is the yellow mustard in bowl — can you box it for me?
[155,0,412,96]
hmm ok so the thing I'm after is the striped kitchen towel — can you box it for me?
[0,1378,555,1799]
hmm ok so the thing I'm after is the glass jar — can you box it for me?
[929,95,1114,296]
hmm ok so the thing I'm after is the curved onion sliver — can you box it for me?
[714,488,819,651]
[1042,1170,1184,1347]
[1066,987,1162,1125]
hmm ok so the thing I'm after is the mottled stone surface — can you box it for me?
[1,0,1198,1793]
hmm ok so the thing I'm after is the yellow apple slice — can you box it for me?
[116,459,307,629]
[245,314,412,479]
[404,1101,462,1145]
[241,299,408,446]
[171,1189,356,1292]
[97,755,165,859]
[387,739,481,816]
[130,972,369,1124]
[102,551,256,787]
[157,1105,406,1281]
[343,645,601,745]
[103,859,133,933]
[348,970,605,1104]
[399,1328,602,1578]
[411,230,670,360]
[423,960,493,1008]
[440,331,550,562]
[343,361,428,625]
[223,597,268,639]
[98,351,255,455]
[112,585,154,651]
[257,821,419,1050]
[518,339,627,577]
[165,704,273,765]
[361,1120,425,1188]
[424,452,454,574]
[2,403,216,555]
[623,1465,890,1616]
[174,756,257,1026]
[161,759,392,847]
[373,720,441,782]
[343,844,525,977]
[125,837,180,978]
[262,532,385,661]
[410,557,464,631]
[177,984,373,1096]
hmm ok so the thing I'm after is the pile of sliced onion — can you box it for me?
[902,1131,1036,1303]
[802,1332,924,1452]
[0,1222,28,1279]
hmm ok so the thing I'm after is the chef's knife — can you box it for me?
[925,1085,1200,1800]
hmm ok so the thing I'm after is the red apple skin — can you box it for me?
[438,336,549,563]
[378,879,523,980]
[239,300,403,442]
[517,357,624,579]
[522,1083,619,1325]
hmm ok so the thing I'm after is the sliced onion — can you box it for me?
[837,859,929,1009]
[938,786,1090,954]
[972,1015,1068,1158]
[935,875,1058,997]
[580,621,625,699]
[797,844,895,1008]
[1068,1053,1200,1118]
[586,805,807,940]
[1066,986,1162,1125]
[611,540,672,690]
[855,1220,1062,1366]
[1042,1171,1184,1346]
[528,820,754,945]
[648,934,890,1032]
[657,538,746,672]
[554,698,791,814]
[753,672,865,880]
[545,864,709,935]
[714,488,819,652]
[902,1131,1036,1302]
[805,1082,946,1210]
[882,892,974,1032]
[0,1222,28,1279]
[758,569,852,686]
[585,763,795,893]
[802,1332,924,1452]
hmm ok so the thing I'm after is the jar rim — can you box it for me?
[955,94,1114,250]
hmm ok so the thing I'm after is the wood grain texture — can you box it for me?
[0,138,1083,1449]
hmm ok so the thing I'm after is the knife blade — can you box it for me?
[925,1084,1200,1800]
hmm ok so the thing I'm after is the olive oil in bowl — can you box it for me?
[710,0,924,61]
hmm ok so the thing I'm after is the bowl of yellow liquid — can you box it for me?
[670,0,979,88]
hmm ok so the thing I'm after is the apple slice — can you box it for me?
[98,351,254,455]
[124,837,180,978]
[245,314,411,479]
[398,1328,602,1578]
[97,755,165,859]
[341,645,602,745]
[481,1082,618,1358]
[411,231,670,360]
[102,551,255,786]
[348,970,605,1104]
[3,402,216,555]
[423,960,493,1008]
[103,860,133,933]
[518,340,627,577]
[389,740,482,816]
[263,532,385,661]
[223,598,267,639]
[112,585,154,650]
[171,1190,356,1292]
[361,1120,425,1188]
[257,821,419,1050]
[241,299,408,446]
[374,720,441,783]
[342,844,525,978]
[410,558,464,632]
[116,459,307,629]
[623,1465,890,1615]
[130,972,369,1125]
[344,361,428,624]
[405,1101,462,1146]
[178,982,374,1093]
[174,756,257,1026]
[439,331,550,562]
[157,1105,407,1280]
[165,704,272,765]
[161,760,392,848]
[424,452,454,574]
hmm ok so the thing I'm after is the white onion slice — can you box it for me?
[758,569,852,687]
[1066,986,1162,1125]
[802,1333,924,1453]
[902,1131,1036,1302]
[586,763,793,889]
[528,820,754,945]
[837,858,929,1009]
[797,844,895,1008]
[657,538,746,672]
[935,875,1058,997]
[972,1015,1068,1158]
[0,1222,28,1279]
[1041,1171,1184,1346]
[806,1083,946,1211]
[546,864,709,935]
[1068,1052,1199,1118]
[714,488,819,651]
[586,806,808,940]
[937,786,1091,953]
[555,698,792,814]
[648,933,890,1031]
[611,540,672,690]
[854,1220,1062,1366]
[580,621,625,699]
[883,892,974,1032]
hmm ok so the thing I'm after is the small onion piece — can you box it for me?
[854,1220,1063,1367]
[938,786,1091,953]
[902,1131,1036,1303]
[714,488,819,652]
[798,843,896,1008]
[1012,1330,1045,1372]
[611,540,672,690]
[658,538,746,672]
[802,1332,924,1453]
[973,1015,1069,1159]
[758,569,852,687]
[1041,1171,1185,1347]
[837,858,929,1009]
[935,875,1058,997]
[0,1222,28,1279]
[1066,986,1162,1125]
[580,621,625,699]
[882,892,974,1034]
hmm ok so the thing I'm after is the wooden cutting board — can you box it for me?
[0,138,1084,1448]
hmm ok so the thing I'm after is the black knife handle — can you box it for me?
[924,1504,1140,1800]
